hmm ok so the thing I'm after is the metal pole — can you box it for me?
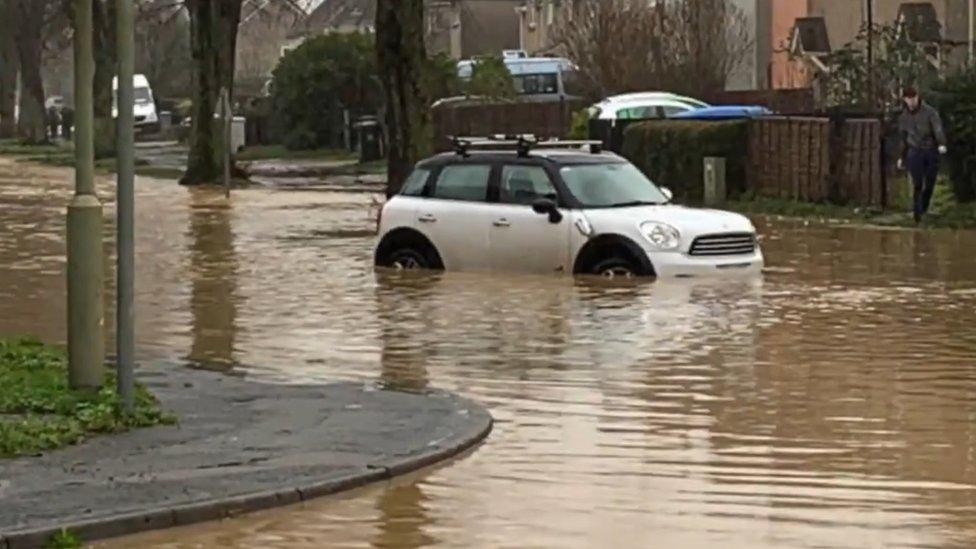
[67,0,105,390]
[866,0,874,110]
[969,0,974,66]
[222,88,230,199]
[116,0,135,411]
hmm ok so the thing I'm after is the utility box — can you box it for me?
[231,116,246,152]
[703,157,727,206]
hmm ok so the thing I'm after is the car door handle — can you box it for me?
[418,214,437,223]
[492,218,511,227]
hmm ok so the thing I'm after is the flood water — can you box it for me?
[2,156,976,548]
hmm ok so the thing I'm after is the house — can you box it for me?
[515,0,575,55]
[291,0,522,59]
[236,0,309,96]
[730,0,973,92]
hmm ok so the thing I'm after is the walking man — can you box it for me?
[897,87,947,223]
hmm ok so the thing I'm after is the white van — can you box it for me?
[457,55,582,102]
[112,74,158,131]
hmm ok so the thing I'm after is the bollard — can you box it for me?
[703,157,727,207]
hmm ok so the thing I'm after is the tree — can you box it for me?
[135,1,191,100]
[465,56,516,100]
[180,0,244,186]
[0,0,17,138]
[553,0,751,101]
[271,32,380,150]
[376,0,431,197]
[92,0,117,157]
[930,67,976,202]
[14,0,50,143]
[816,23,936,112]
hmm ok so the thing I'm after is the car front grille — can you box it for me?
[689,233,756,256]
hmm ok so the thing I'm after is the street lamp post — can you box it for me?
[116,0,135,410]
[68,0,105,390]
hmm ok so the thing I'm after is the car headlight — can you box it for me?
[639,221,681,251]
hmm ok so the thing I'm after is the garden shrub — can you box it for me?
[930,67,976,202]
[621,120,748,202]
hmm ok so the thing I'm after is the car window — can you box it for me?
[663,105,689,117]
[400,168,431,196]
[499,166,557,205]
[616,106,658,120]
[513,73,559,95]
[433,164,491,202]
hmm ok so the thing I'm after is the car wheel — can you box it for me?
[387,247,430,271]
[591,256,638,279]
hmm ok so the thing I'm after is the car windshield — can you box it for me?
[560,163,669,208]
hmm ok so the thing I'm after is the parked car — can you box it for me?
[112,74,159,132]
[589,92,710,120]
[457,55,582,103]
[375,137,763,278]
[672,105,772,120]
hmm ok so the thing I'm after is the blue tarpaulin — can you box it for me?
[672,106,772,120]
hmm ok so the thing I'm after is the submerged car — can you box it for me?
[375,137,763,278]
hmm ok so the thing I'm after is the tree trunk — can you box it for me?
[0,0,18,138]
[376,0,431,197]
[14,0,47,144]
[181,0,243,186]
[92,0,116,158]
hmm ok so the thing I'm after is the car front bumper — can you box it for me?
[646,248,764,278]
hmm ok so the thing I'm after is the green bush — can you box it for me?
[621,120,748,202]
[930,67,976,202]
[271,32,380,150]
[568,108,590,140]
[465,56,516,100]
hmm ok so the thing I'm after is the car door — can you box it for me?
[488,164,571,274]
[416,163,495,272]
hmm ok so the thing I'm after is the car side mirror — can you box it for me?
[660,187,674,202]
[532,198,563,224]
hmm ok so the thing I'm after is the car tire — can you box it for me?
[384,247,432,271]
[591,256,639,279]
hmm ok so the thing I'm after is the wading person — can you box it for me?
[897,87,947,223]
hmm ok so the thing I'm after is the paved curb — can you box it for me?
[1,407,491,548]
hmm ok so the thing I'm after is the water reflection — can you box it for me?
[185,190,239,371]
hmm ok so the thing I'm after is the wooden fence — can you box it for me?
[748,116,886,207]
[431,100,579,152]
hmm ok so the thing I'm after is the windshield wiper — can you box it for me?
[604,200,664,208]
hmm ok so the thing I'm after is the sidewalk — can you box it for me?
[0,364,492,548]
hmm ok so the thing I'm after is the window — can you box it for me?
[499,165,557,205]
[662,106,689,117]
[513,73,559,95]
[560,163,669,208]
[400,168,431,196]
[433,165,491,201]
[616,106,659,120]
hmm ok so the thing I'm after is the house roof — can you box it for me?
[898,2,942,43]
[292,0,375,38]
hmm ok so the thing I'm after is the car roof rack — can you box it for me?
[449,134,603,157]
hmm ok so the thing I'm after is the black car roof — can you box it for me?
[418,149,625,168]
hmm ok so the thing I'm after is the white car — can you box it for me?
[112,74,159,131]
[375,139,763,278]
[590,92,710,120]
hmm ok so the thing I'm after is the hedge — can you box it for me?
[930,67,976,203]
[620,120,748,202]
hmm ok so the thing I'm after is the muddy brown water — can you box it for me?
[2,157,976,548]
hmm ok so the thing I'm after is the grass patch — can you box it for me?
[236,145,355,162]
[0,338,174,458]
[727,179,976,229]
[44,529,82,549]
[0,138,70,157]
